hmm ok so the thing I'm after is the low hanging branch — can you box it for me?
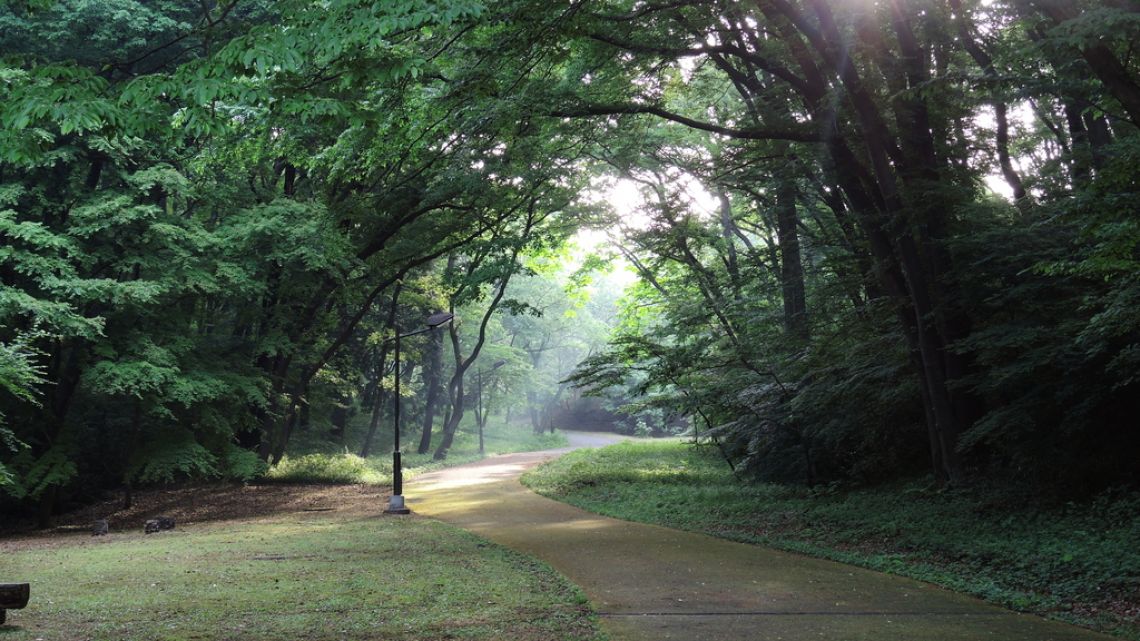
[550,103,820,143]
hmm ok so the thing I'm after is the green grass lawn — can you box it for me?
[266,422,567,485]
[0,513,602,641]
[522,439,1140,640]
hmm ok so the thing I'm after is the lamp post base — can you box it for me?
[385,494,411,515]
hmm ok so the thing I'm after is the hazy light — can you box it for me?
[571,171,720,291]
[984,174,1014,201]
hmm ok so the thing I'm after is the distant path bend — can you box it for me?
[408,432,1115,641]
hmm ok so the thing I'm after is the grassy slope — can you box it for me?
[521,440,1140,640]
[0,514,602,641]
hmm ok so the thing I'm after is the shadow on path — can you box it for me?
[409,431,1116,641]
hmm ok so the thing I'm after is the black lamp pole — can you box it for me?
[385,311,454,515]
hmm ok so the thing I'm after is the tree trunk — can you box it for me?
[1064,100,1094,186]
[122,398,143,510]
[359,384,386,458]
[995,102,1029,204]
[774,179,808,339]
[329,394,349,445]
[949,0,1029,204]
[36,486,58,530]
[257,354,291,462]
[434,210,537,459]
[434,316,467,460]
[1031,0,1140,125]
[417,327,444,454]
[717,188,744,299]
[528,390,543,434]
[361,291,401,457]
[475,370,485,454]
[1083,110,1113,171]
[785,0,970,482]
[358,347,391,459]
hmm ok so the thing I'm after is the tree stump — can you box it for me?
[0,583,30,625]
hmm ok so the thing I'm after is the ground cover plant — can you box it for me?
[0,491,603,641]
[522,440,1140,640]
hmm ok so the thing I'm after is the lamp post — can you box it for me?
[476,359,508,455]
[385,311,454,515]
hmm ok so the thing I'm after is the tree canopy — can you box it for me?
[2,0,1138,523]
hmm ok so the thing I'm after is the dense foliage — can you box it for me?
[564,0,1140,493]
[1,0,1138,525]
[0,0,611,523]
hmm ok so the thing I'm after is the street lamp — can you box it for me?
[476,359,508,455]
[385,310,455,515]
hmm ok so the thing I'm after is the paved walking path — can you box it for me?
[408,432,1117,641]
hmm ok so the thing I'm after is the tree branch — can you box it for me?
[550,103,819,142]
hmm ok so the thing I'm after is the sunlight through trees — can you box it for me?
[1,0,1138,527]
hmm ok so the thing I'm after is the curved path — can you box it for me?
[408,432,1116,641]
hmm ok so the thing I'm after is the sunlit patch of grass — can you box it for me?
[524,440,720,493]
[1,515,603,641]
[263,453,387,484]
[523,440,1140,641]
[267,425,568,485]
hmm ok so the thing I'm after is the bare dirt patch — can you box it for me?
[0,483,391,546]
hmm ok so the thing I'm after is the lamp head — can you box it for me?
[425,311,455,328]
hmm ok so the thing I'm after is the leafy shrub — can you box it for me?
[127,429,219,484]
[219,444,268,482]
[3,443,78,499]
[264,453,383,484]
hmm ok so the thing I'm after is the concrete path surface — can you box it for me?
[407,432,1117,641]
